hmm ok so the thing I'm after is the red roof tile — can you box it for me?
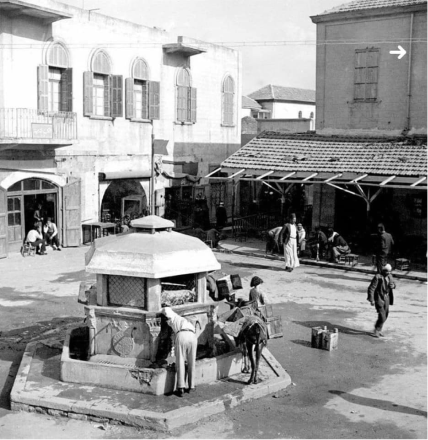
[221,132,427,177]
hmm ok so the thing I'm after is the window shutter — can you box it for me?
[190,87,197,123]
[104,75,111,116]
[110,75,123,118]
[366,49,379,100]
[148,80,160,120]
[37,65,49,112]
[60,68,73,112]
[83,71,93,116]
[177,86,187,122]
[125,78,135,119]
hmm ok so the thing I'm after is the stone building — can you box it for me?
[215,0,427,261]
[0,0,241,257]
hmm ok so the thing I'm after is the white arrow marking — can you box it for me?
[389,45,406,59]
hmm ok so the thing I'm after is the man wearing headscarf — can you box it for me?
[279,213,300,272]
[162,307,197,396]
[367,264,396,338]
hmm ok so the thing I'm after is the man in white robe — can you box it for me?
[279,213,300,272]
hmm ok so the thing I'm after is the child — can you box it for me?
[249,276,269,307]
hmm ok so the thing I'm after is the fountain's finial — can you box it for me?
[131,215,175,234]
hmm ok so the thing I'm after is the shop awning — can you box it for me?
[206,132,427,190]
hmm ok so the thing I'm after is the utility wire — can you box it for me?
[0,38,426,49]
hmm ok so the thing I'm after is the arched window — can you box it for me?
[310,112,314,119]
[298,111,302,118]
[176,68,196,123]
[222,75,235,126]
[83,50,123,118]
[38,42,72,113]
[125,58,159,120]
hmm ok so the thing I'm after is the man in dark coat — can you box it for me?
[327,228,351,263]
[216,202,227,229]
[375,223,394,274]
[367,264,396,338]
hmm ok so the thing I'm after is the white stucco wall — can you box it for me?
[0,0,242,221]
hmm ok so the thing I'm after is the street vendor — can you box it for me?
[161,307,197,397]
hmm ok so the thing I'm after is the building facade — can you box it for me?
[248,84,316,129]
[0,0,242,257]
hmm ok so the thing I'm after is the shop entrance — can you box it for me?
[6,178,59,253]
[101,180,147,222]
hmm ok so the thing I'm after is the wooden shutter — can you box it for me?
[148,80,160,120]
[190,87,197,123]
[83,71,93,116]
[37,65,49,112]
[104,75,111,116]
[0,187,7,259]
[111,75,123,118]
[125,78,135,119]
[60,68,73,112]
[177,86,187,122]
[62,178,81,247]
[354,50,367,101]
[366,50,379,101]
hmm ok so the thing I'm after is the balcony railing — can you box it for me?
[0,108,77,142]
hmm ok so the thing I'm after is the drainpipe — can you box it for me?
[406,13,414,131]
[150,121,155,215]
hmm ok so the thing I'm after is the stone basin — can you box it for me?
[61,327,243,395]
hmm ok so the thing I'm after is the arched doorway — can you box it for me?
[6,178,59,253]
[101,180,147,222]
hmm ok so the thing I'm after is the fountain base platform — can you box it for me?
[61,327,244,395]
[11,334,291,431]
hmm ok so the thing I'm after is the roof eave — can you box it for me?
[311,3,427,23]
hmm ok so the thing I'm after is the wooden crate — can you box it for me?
[266,316,283,339]
[395,258,410,271]
[259,305,274,320]
[311,326,339,351]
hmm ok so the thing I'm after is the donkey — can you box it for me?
[224,299,268,385]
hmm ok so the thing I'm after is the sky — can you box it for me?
[59,0,347,95]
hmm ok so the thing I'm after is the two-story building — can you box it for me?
[213,0,427,260]
[0,0,242,258]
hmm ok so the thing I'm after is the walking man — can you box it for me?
[279,213,299,272]
[367,264,396,338]
[375,223,394,273]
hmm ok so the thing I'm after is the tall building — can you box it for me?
[0,0,242,257]
[217,0,427,260]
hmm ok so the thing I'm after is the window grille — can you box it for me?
[108,275,146,308]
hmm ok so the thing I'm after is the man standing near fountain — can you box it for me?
[162,307,197,397]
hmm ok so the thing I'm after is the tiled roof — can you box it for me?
[319,0,427,15]
[221,132,427,177]
[248,85,315,103]
[242,95,262,109]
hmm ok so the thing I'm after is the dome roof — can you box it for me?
[86,230,220,278]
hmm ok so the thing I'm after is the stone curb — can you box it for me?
[10,341,291,432]
[215,247,427,283]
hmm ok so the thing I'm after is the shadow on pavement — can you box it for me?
[293,320,372,336]
[0,316,83,410]
[290,339,312,348]
[329,390,428,418]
